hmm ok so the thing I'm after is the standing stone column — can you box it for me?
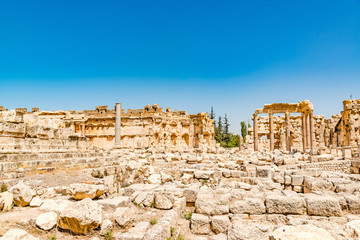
[310,110,315,154]
[285,112,291,152]
[114,103,121,148]
[239,134,243,151]
[253,114,259,151]
[269,113,274,151]
[81,123,86,136]
[301,112,306,153]
[306,112,311,150]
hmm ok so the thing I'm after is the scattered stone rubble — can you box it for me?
[1,147,360,240]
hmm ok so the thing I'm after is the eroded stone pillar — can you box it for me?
[285,112,291,152]
[310,110,315,154]
[306,112,311,150]
[114,103,121,147]
[253,114,259,151]
[269,113,274,151]
[239,134,243,151]
[81,124,85,136]
[301,112,306,152]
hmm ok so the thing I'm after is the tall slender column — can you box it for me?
[253,114,259,151]
[306,112,311,150]
[285,112,291,152]
[301,112,306,152]
[81,124,86,136]
[310,110,315,154]
[239,134,243,151]
[269,113,274,151]
[114,103,121,147]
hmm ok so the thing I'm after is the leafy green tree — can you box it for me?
[241,121,247,143]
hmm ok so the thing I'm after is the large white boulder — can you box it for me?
[58,198,102,234]
[36,212,57,231]
[9,181,33,207]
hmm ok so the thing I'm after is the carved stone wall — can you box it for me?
[0,104,215,151]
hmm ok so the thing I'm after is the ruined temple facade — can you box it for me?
[250,99,360,157]
[0,104,215,152]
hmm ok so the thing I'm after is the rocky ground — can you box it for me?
[1,148,360,239]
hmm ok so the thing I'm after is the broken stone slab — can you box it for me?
[58,198,102,234]
[115,221,150,240]
[0,191,13,211]
[68,183,105,200]
[36,212,57,231]
[0,228,39,240]
[114,207,135,228]
[97,196,131,209]
[269,224,335,240]
[194,170,214,179]
[154,191,174,210]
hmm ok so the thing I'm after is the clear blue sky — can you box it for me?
[1,1,359,133]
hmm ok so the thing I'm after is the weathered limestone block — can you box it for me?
[114,207,135,228]
[346,220,360,239]
[256,166,272,178]
[183,188,199,203]
[36,212,58,231]
[345,195,360,214]
[9,181,33,207]
[194,170,214,179]
[0,191,13,211]
[211,215,230,234]
[154,191,174,210]
[97,196,132,209]
[305,194,342,216]
[134,192,154,207]
[160,171,173,183]
[143,221,170,240]
[58,198,102,234]
[100,219,113,236]
[269,224,335,240]
[30,196,43,207]
[228,222,269,240]
[148,174,162,184]
[191,213,210,235]
[0,229,39,240]
[304,177,334,193]
[116,221,150,240]
[230,198,265,215]
[209,233,227,240]
[291,175,304,186]
[265,192,306,215]
[68,183,105,200]
[195,190,230,215]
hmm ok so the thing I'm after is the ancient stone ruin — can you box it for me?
[1,100,360,240]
